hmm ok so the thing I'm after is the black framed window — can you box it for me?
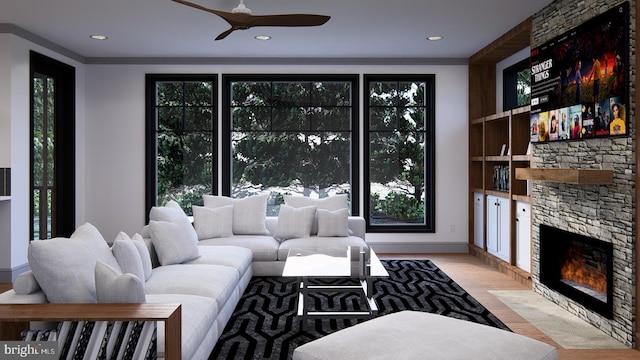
[145,74,217,217]
[364,75,435,232]
[222,75,359,215]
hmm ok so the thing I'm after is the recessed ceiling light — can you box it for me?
[90,35,108,40]
[255,35,271,41]
[427,35,443,41]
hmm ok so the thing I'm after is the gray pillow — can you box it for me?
[12,270,41,295]
[149,216,201,265]
[317,208,350,237]
[274,205,316,241]
[192,205,234,239]
[284,194,349,234]
[95,261,146,303]
[112,239,145,281]
[115,232,153,281]
[202,194,269,235]
[28,223,121,303]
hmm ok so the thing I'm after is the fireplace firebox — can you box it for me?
[539,224,613,319]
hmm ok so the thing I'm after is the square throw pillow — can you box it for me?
[115,232,153,281]
[95,261,146,303]
[274,205,316,241]
[149,216,201,266]
[284,194,349,234]
[28,223,121,303]
[192,205,234,240]
[202,194,269,235]
[317,208,350,237]
[111,239,145,282]
[149,199,187,222]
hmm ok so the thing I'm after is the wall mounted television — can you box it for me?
[529,1,628,143]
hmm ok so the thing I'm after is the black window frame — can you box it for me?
[363,74,436,232]
[145,74,218,220]
[222,74,360,215]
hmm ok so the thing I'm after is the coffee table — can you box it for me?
[282,246,389,330]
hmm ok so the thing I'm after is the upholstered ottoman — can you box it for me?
[292,311,558,360]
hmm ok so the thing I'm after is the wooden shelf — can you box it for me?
[515,168,614,184]
[0,303,182,360]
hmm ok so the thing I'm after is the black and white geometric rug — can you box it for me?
[209,259,509,359]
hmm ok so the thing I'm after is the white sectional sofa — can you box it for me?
[0,194,368,359]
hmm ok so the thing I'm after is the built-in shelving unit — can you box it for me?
[0,197,10,201]
[468,18,533,287]
[515,168,614,184]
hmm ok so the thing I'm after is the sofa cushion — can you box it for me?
[146,293,218,360]
[199,235,280,261]
[203,194,269,235]
[284,194,348,234]
[274,205,316,241]
[144,264,239,311]
[94,261,146,303]
[186,245,253,276]
[193,205,234,239]
[316,208,349,237]
[12,271,41,295]
[149,216,201,266]
[112,239,145,281]
[28,222,121,303]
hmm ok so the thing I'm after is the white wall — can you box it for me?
[0,34,85,279]
[85,63,470,250]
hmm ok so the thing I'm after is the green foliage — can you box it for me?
[371,191,424,222]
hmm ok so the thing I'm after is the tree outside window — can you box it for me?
[365,75,435,232]
[223,75,359,215]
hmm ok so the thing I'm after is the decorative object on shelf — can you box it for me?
[530,2,629,143]
[493,165,509,191]
[500,144,507,156]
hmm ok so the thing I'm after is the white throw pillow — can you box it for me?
[149,199,187,222]
[28,223,121,303]
[115,232,153,281]
[95,261,146,303]
[284,194,349,234]
[192,205,234,240]
[274,205,316,241]
[202,194,269,235]
[317,208,350,237]
[112,240,145,282]
[149,216,201,265]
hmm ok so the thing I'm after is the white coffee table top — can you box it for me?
[282,246,388,278]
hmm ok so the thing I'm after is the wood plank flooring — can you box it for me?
[1,254,639,359]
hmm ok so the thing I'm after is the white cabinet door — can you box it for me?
[486,195,510,262]
[516,201,531,272]
[496,197,510,262]
[474,193,484,248]
[486,196,499,255]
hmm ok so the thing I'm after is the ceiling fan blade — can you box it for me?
[171,0,234,22]
[246,14,330,27]
[215,28,236,40]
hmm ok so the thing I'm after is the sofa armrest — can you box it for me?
[0,303,182,360]
[348,216,366,240]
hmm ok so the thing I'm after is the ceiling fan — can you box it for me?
[171,0,331,40]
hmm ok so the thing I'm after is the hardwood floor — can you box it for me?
[378,253,640,360]
[1,254,639,359]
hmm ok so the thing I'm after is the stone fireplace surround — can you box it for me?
[530,0,636,347]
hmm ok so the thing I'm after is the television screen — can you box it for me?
[504,58,531,111]
[529,2,628,143]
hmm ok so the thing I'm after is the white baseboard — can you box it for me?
[0,263,30,283]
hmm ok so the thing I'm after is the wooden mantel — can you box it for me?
[515,168,614,184]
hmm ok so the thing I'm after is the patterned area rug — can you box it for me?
[209,259,509,359]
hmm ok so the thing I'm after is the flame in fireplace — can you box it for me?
[560,247,607,293]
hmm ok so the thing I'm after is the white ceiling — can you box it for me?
[1,0,552,61]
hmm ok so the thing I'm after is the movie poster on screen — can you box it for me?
[529,1,628,143]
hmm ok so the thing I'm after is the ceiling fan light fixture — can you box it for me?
[255,35,271,40]
[427,35,443,41]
